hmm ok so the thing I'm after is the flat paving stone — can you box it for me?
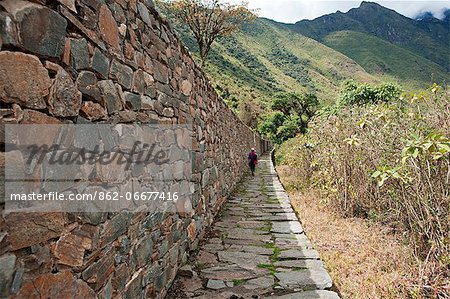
[267,290,340,299]
[237,220,267,229]
[242,276,275,290]
[274,269,333,289]
[201,265,268,280]
[224,231,272,242]
[273,233,308,240]
[226,227,270,236]
[202,243,224,253]
[181,276,203,293]
[274,260,324,269]
[223,238,268,246]
[198,250,218,266]
[262,207,295,213]
[252,213,298,221]
[228,207,245,211]
[275,238,312,250]
[224,210,247,216]
[279,249,320,260]
[226,245,274,255]
[218,251,270,269]
[272,221,304,234]
[206,279,227,290]
[248,204,291,209]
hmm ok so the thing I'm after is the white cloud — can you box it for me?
[228,0,450,23]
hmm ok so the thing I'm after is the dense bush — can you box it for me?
[277,85,449,296]
[258,111,287,143]
[338,80,403,106]
[259,92,319,143]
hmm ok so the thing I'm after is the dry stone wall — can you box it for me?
[0,0,270,297]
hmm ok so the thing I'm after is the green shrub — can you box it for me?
[260,92,319,143]
[258,111,286,144]
[338,80,403,106]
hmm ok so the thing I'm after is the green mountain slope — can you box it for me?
[288,2,450,74]
[321,30,449,88]
[162,1,448,119]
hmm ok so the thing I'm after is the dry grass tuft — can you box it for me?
[278,166,449,298]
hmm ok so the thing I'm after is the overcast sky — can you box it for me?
[227,1,450,23]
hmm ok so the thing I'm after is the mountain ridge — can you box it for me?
[162,0,449,123]
[288,1,450,72]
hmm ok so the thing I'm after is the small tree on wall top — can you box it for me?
[159,0,256,66]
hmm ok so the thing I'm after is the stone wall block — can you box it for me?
[76,70,101,101]
[132,234,153,268]
[0,51,50,109]
[80,101,108,120]
[90,48,110,79]
[97,79,123,114]
[124,41,135,60]
[53,233,86,267]
[56,0,77,13]
[4,212,65,251]
[59,6,106,51]
[132,69,146,94]
[70,38,90,70]
[112,263,129,292]
[110,59,133,90]
[0,11,18,47]
[15,271,96,298]
[1,1,67,57]
[98,4,119,51]
[124,269,143,299]
[0,254,16,297]
[137,2,151,26]
[100,213,132,247]
[48,66,82,117]
[153,60,169,84]
[79,0,103,12]
[21,109,62,124]
[124,92,142,111]
[81,247,115,291]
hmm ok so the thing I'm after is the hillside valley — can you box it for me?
[166,1,449,119]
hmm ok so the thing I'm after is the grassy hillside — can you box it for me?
[160,1,448,129]
[177,18,377,109]
[322,30,449,89]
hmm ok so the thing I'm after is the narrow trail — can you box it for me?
[171,153,340,299]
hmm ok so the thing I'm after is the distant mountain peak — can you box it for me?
[415,11,435,21]
[359,1,383,8]
[416,9,450,21]
[287,1,450,72]
[444,9,450,22]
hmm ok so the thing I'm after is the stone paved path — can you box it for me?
[172,153,340,299]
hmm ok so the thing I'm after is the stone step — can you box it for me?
[267,290,340,299]
[274,269,333,289]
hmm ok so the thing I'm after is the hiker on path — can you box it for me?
[248,148,258,176]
